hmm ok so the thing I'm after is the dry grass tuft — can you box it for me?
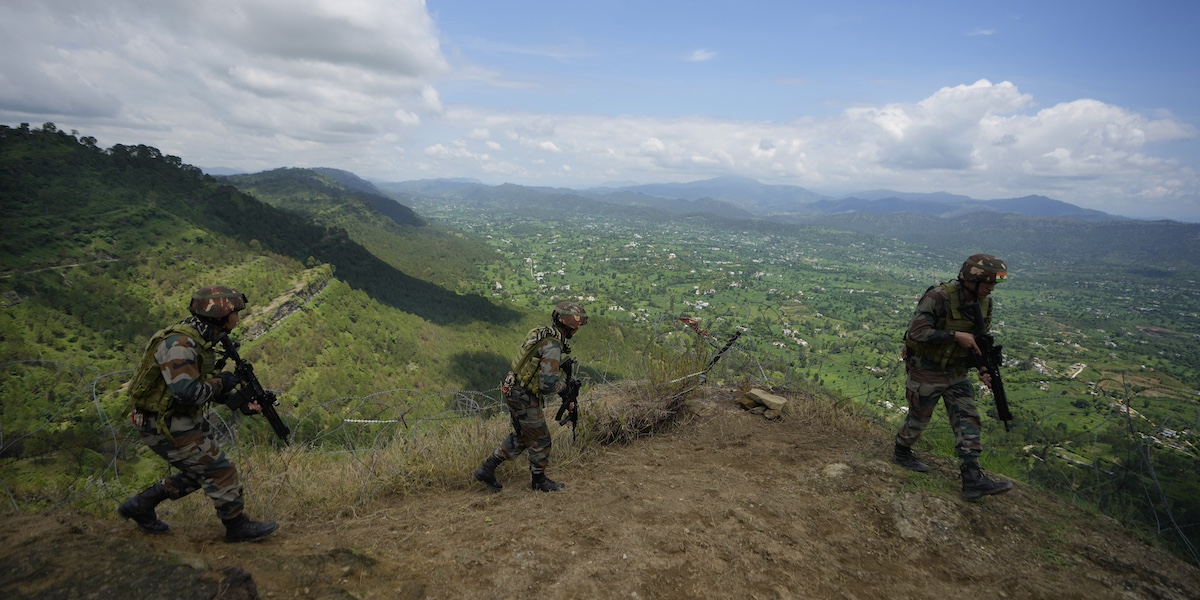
[774,385,878,436]
[586,380,696,444]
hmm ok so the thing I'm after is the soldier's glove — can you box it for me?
[218,371,241,393]
[223,387,255,414]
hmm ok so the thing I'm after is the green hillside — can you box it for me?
[219,168,499,291]
[0,122,649,461]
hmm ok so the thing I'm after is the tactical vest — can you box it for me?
[905,281,992,370]
[128,321,217,428]
[510,325,568,400]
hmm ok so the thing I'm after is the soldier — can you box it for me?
[892,255,1015,500]
[118,285,279,542]
[473,301,588,493]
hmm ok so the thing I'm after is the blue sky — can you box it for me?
[2,1,1198,220]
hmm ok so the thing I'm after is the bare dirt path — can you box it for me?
[3,388,1198,599]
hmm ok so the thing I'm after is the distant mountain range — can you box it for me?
[581,177,1128,222]
[585,176,826,215]
[384,175,1133,221]
[378,176,1200,266]
[201,167,1140,223]
[808,194,1122,221]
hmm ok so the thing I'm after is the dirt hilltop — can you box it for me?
[3,388,1198,599]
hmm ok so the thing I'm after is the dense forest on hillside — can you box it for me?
[0,124,518,329]
[218,168,497,292]
[0,123,650,474]
[2,123,1198,566]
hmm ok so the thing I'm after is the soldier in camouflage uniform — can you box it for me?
[118,285,279,542]
[473,301,588,493]
[892,255,1015,500]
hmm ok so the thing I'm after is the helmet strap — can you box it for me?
[554,319,576,339]
[965,279,988,303]
[184,315,223,342]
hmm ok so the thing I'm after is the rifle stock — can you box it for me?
[218,335,291,443]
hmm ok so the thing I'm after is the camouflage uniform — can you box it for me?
[474,301,587,493]
[894,283,985,461]
[892,254,1014,500]
[120,286,278,541]
[494,326,570,476]
[132,317,245,520]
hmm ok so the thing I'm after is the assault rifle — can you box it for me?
[217,335,292,443]
[964,298,1012,434]
[555,357,581,440]
[963,302,1014,432]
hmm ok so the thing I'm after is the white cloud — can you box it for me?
[687,49,717,62]
[640,138,667,155]
[853,79,1034,170]
[416,81,1197,219]
[0,0,446,171]
[752,139,777,159]
[394,110,421,126]
[424,141,483,160]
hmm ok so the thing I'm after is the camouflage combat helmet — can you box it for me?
[552,301,588,331]
[958,254,1008,284]
[189,285,247,320]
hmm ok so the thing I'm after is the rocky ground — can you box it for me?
[3,388,1198,599]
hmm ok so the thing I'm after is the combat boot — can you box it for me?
[961,463,1014,500]
[892,443,931,472]
[473,455,505,492]
[222,515,279,543]
[531,473,564,492]
[117,482,171,534]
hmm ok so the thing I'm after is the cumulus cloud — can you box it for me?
[419,81,1196,219]
[394,110,421,126]
[0,0,446,170]
[852,79,1034,170]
